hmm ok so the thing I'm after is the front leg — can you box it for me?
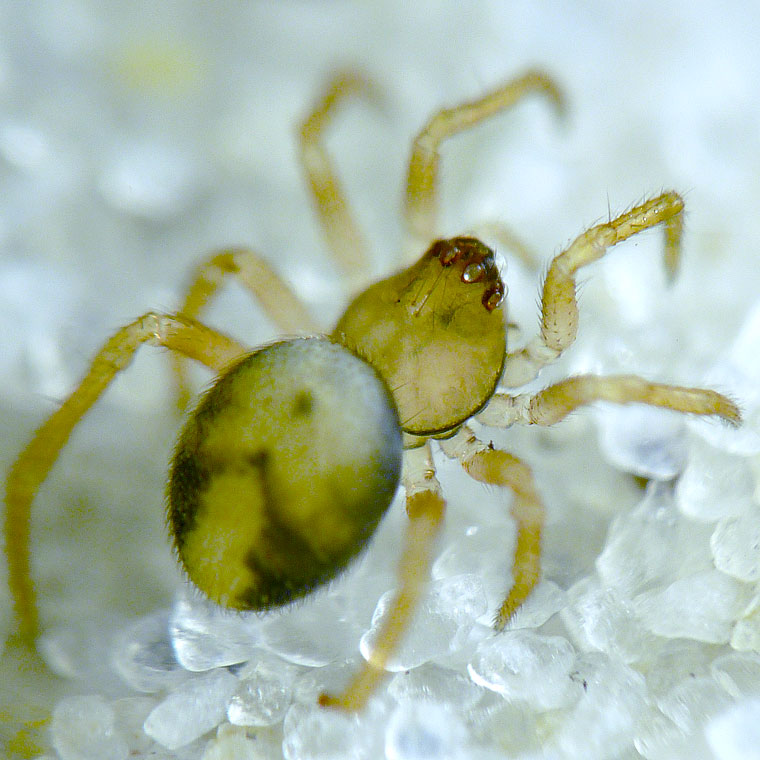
[502,192,685,387]
[477,374,741,429]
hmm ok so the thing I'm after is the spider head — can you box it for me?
[333,236,507,437]
[428,237,505,311]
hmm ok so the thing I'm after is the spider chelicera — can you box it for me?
[4,70,740,711]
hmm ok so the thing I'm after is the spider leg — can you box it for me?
[320,442,445,711]
[439,427,544,631]
[4,313,247,640]
[502,192,686,387]
[299,70,380,280]
[172,247,318,411]
[477,374,741,428]
[404,70,564,252]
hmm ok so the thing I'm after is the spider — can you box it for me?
[4,70,740,712]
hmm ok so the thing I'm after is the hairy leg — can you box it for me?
[5,314,247,639]
[320,442,445,711]
[502,192,685,387]
[439,427,544,630]
[477,374,741,428]
[299,70,380,280]
[404,69,564,250]
[172,247,317,410]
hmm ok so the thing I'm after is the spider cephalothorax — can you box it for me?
[335,236,507,436]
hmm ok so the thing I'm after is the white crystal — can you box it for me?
[51,695,129,760]
[637,638,718,696]
[432,524,514,625]
[169,587,263,671]
[731,594,760,651]
[260,594,363,667]
[39,621,124,691]
[633,708,699,760]
[227,649,299,726]
[634,569,749,643]
[656,675,735,733]
[360,574,487,671]
[712,651,760,697]
[705,697,760,760]
[292,659,362,706]
[201,724,264,760]
[711,506,760,582]
[596,483,712,598]
[468,629,579,710]
[111,697,156,755]
[388,662,484,710]
[675,436,756,521]
[385,701,468,760]
[466,696,545,757]
[554,654,648,758]
[143,670,238,750]
[112,610,189,692]
[282,702,381,760]
[561,575,655,663]
[595,403,687,479]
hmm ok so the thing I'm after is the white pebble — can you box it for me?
[730,594,760,652]
[656,675,735,733]
[169,587,263,671]
[143,670,238,750]
[361,574,487,671]
[51,695,129,760]
[201,724,263,760]
[634,569,749,643]
[633,708,695,760]
[554,654,648,758]
[260,594,363,667]
[227,650,299,726]
[467,629,579,710]
[637,637,718,696]
[111,697,156,755]
[675,436,756,521]
[596,483,711,598]
[596,403,687,479]
[112,610,189,692]
[385,701,468,760]
[561,575,654,663]
[711,651,760,697]
[282,702,380,760]
[711,506,760,582]
[388,662,484,710]
[432,525,514,625]
[705,697,760,760]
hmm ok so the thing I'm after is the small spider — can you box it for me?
[4,70,740,711]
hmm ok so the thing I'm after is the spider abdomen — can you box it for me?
[168,337,402,610]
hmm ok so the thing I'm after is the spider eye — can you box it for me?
[462,262,486,283]
[168,337,402,611]
[484,287,505,311]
